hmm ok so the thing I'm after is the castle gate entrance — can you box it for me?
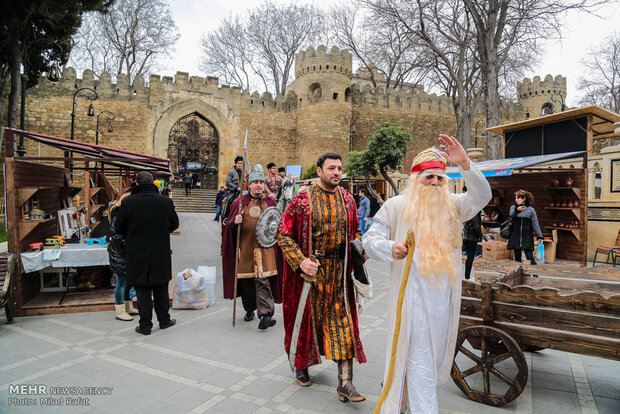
[168,112,219,189]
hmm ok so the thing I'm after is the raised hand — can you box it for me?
[438,134,470,170]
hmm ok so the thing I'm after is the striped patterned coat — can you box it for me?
[277,184,366,369]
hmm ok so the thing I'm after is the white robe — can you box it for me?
[362,163,491,414]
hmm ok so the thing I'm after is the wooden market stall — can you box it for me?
[2,128,172,316]
[447,151,588,266]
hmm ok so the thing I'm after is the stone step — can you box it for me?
[170,189,219,213]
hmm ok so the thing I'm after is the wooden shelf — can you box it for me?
[88,204,105,214]
[88,187,105,198]
[544,207,581,219]
[544,226,581,241]
[59,186,82,197]
[18,217,57,239]
[88,220,103,232]
[548,187,581,199]
[16,187,55,206]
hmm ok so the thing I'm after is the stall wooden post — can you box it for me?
[84,162,91,226]
[5,158,18,254]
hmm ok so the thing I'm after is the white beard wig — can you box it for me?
[402,173,461,285]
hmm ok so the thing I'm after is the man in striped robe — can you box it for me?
[277,152,367,403]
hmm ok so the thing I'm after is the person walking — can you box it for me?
[357,188,370,236]
[462,187,483,280]
[277,152,366,402]
[507,189,543,265]
[214,186,227,221]
[183,172,192,196]
[108,190,139,321]
[115,171,180,335]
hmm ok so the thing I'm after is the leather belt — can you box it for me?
[313,247,345,259]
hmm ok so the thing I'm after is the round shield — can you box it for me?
[256,206,282,248]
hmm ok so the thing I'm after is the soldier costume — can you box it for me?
[222,164,283,329]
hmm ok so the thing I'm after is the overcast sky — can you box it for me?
[161,0,620,107]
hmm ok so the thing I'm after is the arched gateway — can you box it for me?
[167,113,219,189]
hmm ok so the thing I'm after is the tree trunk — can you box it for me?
[364,174,384,205]
[484,61,502,160]
[459,110,473,149]
[379,166,400,196]
[7,43,21,128]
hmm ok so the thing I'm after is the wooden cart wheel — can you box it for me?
[451,325,528,406]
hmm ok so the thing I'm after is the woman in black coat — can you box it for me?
[115,172,179,334]
[108,190,138,321]
[507,189,543,265]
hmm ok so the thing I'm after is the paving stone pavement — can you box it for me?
[0,213,618,413]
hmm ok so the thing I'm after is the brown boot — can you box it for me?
[337,359,365,402]
[295,368,311,387]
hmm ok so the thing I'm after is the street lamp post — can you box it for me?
[95,110,115,146]
[18,40,63,156]
[551,92,565,113]
[474,119,486,148]
[68,88,98,171]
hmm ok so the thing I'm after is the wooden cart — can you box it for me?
[451,266,620,406]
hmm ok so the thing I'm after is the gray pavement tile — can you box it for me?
[283,387,332,412]
[156,387,215,412]
[139,400,184,414]
[531,349,569,363]
[78,337,125,352]
[582,355,620,369]
[89,391,154,413]
[594,395,620,414]
[531,356,573,376]
[532,387,581,414]
[206,397,261,413]
[242,377,292,400]
[588,377,620,399]
[584,363,620,386]
[532,371,576,392]
[66,358,134,382]
[111,345,196,373]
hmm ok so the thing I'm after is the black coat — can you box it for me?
[115,184,179,286]
[463,211,482,242]
[506,205,542,251]
[107,206,126,276]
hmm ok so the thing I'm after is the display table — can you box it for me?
[20,244,109,273]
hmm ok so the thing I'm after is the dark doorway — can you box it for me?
[168,113,219,189]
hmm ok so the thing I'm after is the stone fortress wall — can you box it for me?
[19,45,547,187]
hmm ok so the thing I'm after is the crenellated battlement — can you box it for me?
[295,45,352,79]
[517,74,566,100]
[350,83,454,115]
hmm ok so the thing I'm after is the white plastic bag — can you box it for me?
[172,268,209,309]
[197,266,216,306]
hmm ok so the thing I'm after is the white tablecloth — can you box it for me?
[21,244,110,273]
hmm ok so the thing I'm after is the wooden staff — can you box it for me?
[374,230,415,413]
[232,131,250,327]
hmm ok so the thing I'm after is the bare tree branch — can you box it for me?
[69,0,179,81]
[578,31,620,112]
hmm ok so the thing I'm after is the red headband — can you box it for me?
[411,160,446,173]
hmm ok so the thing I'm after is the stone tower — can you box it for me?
[287,45,354,167]
[517,74,567,119]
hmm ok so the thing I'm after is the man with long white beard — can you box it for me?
[363,134,491,413]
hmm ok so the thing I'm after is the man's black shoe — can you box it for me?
[258,316,276,330]
[244,311,255,322]
[159,319,176,329]
[135,326,151,335]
